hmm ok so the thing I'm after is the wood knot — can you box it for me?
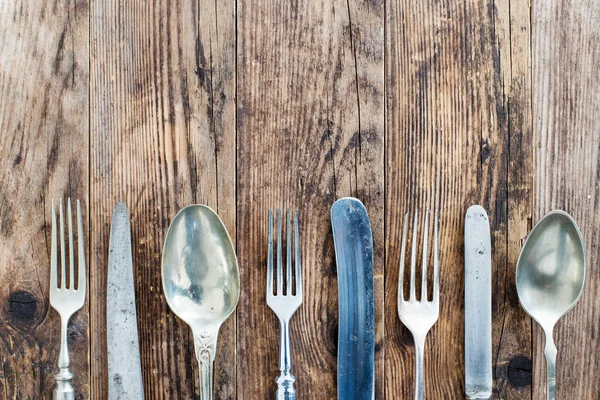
[507,356,532,387]
[10,291,37,320]
[481,139,492,162]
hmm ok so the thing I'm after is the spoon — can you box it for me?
[162,205,240,399]
[516,210,586,400]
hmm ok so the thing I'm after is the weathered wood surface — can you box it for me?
[0,0,599,398]
[237,0,384,398]
[384,0,533,397]
[531,0,600,398]
[0,0,89,398]
[90,0,236,398]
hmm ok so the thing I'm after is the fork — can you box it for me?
[397,209,440,400]
[49,199,86,400]
[267,209,303,400]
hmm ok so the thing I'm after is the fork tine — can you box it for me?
[50,200,58,289]
[267,209,274,296]
[77,200,86,294]
[294,209,302,297]
[433,210,440,304]
[421,209,429,302]
[409,209,418,301]
[59,199,66,289]
[398,212,408,303]
[286,209,292,296]
[276,209,283,296]
[68,199,75,289]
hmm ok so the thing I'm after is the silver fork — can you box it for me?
[267,209,303,400]
[49,199,86,400]
[397,210,440,400]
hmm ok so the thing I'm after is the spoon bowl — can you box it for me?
[516,210,586,400]
[162,205,240,399]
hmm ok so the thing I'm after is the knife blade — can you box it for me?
[464,205,492,399]
[107,202,144,399]
[331,197,375,400]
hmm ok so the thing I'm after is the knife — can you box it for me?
[331,197,375,400]
[107,202,144,399]
[464,205,492,399]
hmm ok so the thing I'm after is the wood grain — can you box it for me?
[236,0,384,398]
[494,0,534,398]
[532,0,600,397]
[0,0,89,398]
[385,0,532,397]
[90,0,236,397]
[0,0,599,398]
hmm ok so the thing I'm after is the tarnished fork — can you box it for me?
[397,210,440,400]
[49,199,86,400]
[267,209,303,400]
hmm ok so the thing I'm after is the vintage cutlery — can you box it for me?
[161,205,240,399]
[397,210,439,400]
[331,197,375,400]
[464,205,492,400]
[267,209,303,400]
[49,199,86,400]
[516,211,586,400]
[107,203,144,399]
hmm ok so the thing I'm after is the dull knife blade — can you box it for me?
[464,205,492,399]
[331,197,375,400]
[107,202,144,399]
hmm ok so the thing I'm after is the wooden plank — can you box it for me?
[384,0,531,397]
[90,0,236,397]
[0,0,89,398]
[493,0,534,398]
[236,0,384,397]
[531,0,600,398]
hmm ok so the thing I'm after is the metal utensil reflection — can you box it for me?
[516,210,586,400]
[162,205,240,400]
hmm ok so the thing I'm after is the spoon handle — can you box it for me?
[544,333,557,400]
[194,330,217,400]
[199,355,213,400]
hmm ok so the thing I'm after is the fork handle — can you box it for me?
[53,318,75,400]
[276,319,296,400]
[414,334,426,400]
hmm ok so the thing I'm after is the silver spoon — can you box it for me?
[162,205,240,399]
[516,210,586,400]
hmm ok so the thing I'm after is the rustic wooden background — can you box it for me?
[1,0,599,398]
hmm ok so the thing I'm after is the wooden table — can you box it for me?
[1,0,599,398]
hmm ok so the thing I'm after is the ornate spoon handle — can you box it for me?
[195,330,217,400]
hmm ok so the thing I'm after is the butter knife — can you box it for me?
[464,205,492,399]
[107,202,144,399]
[331,197,375,400]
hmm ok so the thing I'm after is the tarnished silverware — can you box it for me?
[397,210,439,400]
[161,205,240,399]
[516,211,586,400]
[49,199,86,400]
[267,209,303,400]
[464,205,492,399]
[331,197,375,400]
[107,203,144,399]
